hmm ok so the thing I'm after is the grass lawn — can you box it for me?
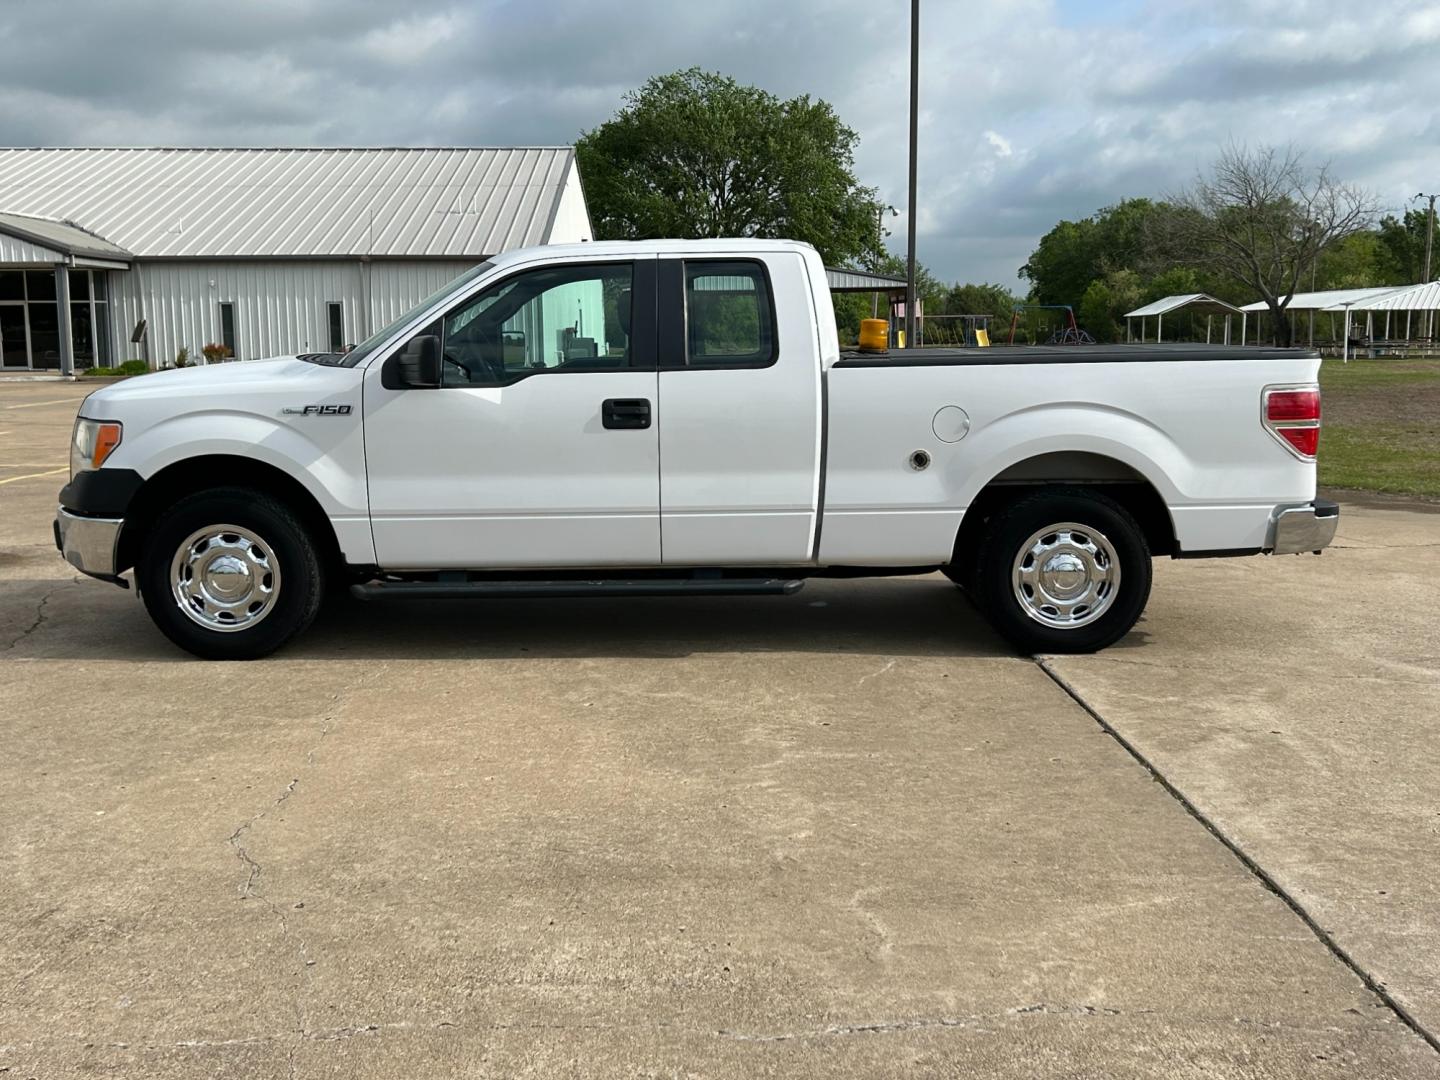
[1318,359,1440,498]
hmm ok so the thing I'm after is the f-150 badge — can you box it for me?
[282,404,353,416]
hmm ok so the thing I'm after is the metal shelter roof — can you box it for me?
[1238,286,1403,313]
[825,267,909,293]
[0,211,133,262]
[1320,281,1440,311]
[0,147,577,259]
[1124,293,1241,318]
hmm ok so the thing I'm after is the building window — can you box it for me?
[219,302,236,358]
[327,302,344,352]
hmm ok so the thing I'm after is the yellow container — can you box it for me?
[858,319,889,352]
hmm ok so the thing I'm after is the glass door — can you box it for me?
[0,305,28,368]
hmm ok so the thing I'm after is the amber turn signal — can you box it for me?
[92,423,123,468]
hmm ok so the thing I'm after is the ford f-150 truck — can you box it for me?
[55,239,1337,660]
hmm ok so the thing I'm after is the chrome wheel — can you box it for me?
[170,524,282,632]
[1011,522,1120,629]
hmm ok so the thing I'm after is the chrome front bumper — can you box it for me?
[54,506,124,578]
[1269,499,1340,555]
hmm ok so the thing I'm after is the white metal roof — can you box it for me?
[0,147,576,259]
[0,211,133,261]
[1124,293,1240,318]
[1320,280,1440,311]
[1238,286,1403,313]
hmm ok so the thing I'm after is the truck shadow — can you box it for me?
[1,575,1015,662]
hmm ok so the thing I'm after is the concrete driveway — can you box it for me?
[2,380,1438,1078]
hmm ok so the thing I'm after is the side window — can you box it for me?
[684,261,776,367]
[438,263,634,387]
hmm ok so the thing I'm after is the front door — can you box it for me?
[364,257,661,570]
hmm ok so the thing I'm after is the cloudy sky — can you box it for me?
[2,0,1437,286]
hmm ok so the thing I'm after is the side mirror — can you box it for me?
[397,334,441,389]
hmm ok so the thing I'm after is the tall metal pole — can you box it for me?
[905,0,919,349]
[1417,193,1436,342]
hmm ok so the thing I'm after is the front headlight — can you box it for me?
[70,418,123,477]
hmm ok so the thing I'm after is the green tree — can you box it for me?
[577,68,883,265]
[939,282,1019,318]
[1020,198,1168,305]
[1078,269,1143,343]
[1376,210,1440,284]
[1163,145,1377,345]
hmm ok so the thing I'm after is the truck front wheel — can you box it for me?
[138,488,324,660]
[973,489,1151,654]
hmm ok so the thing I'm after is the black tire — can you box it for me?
[973,488,1151,654]
[138,487,325,660]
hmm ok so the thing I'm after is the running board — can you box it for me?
[350,578,806,601]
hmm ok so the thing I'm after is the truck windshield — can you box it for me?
[337,262,494,368]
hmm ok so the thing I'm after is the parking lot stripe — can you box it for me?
[0,466,67,485]
[2,398,79,410]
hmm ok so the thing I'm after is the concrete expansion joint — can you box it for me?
[1033,656,1440,1061]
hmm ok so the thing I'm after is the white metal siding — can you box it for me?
[108,260,478,366]
[545,161,594,244]
[0,233,63,264]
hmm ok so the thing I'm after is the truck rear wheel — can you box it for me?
[973,489,1151,654]
[138,487,324,660]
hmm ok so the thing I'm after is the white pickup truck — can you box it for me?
[55,239,1336,660]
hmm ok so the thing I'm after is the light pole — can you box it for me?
[905,0,919,349]
[873,204,897,317]
[1416,192,1437,341]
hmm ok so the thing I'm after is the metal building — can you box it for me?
[0,147,592,373]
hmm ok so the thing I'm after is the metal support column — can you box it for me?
[55,264,74,376]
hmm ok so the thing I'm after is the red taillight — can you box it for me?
[1263,385,1321,460]
[1277,426,1319,457]
[1267,389,1321,423]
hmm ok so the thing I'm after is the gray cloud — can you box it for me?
[1,0,1436,288]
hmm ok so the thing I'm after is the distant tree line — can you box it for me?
[1022,147,1427,345]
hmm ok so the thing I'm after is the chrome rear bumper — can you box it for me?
[54,506,124,578]
[1269,499,1339,555]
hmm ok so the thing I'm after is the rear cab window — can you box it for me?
[684,261,778,368]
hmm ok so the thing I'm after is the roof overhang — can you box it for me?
[0,212,132,266]
[826,266,909,293]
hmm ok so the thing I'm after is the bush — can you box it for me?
[118,360,150,376]
[202,342,234,363]
[82,366,118,376]
[175,346,191,368]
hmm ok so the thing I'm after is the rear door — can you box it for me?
[363,257,662,569]
[656,253,822,565]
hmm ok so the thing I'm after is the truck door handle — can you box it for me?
[602,398,651,430]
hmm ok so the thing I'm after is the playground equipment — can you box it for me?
[1008,304,1096,346]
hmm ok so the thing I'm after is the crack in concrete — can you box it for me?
[856,659,897,686]
[848,887,894,964]
[719,1003,1151,1042]
[3,588,55,652]
[1034,657,1440,1060]
[224,719,333,1079]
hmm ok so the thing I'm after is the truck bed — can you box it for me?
[835,343,1319,367]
